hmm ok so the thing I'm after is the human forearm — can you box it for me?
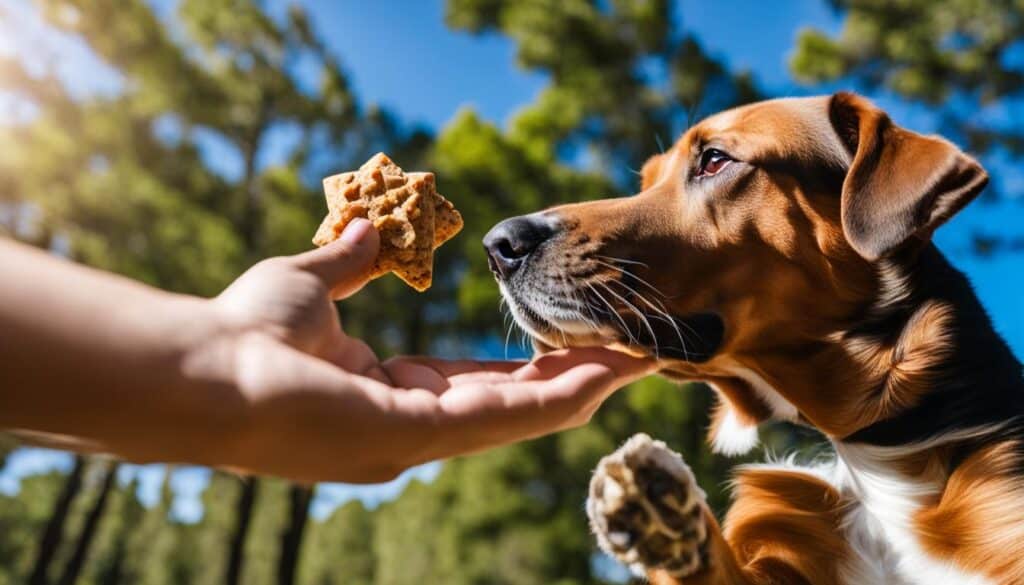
[0,238,242,463]
[0,238,434,480]
[0,234,654,484]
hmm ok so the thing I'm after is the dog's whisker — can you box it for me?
[600,267,707,351]
[608,279,690,361]
[595,254,650,269]
[570,288,603,333]
[503,309,515,360]
[592,257,665,300]
[500,298,517,359]
[585,281,640,347]
[592,258,699,356]
[592,258,666,299]
[597,280,661,359]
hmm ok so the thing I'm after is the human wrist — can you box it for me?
[150,295,254,460]
[181,296,242,372]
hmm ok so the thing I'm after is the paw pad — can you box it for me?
[587,433,709,578]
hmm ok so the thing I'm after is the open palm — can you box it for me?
[210,220,656,483]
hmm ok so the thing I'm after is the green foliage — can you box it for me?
[447,0,759,178]
[432,108,615,331]
[792,0,1024,105]
[0,0,809,583]
[791,0,1024,256]
[120,469,181,585]
[0,471,67,584]
[299,500,375,585]
[236,478,290,585]
[191,472,242,585]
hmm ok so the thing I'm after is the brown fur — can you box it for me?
[499,93,1016,583]
[648,470,848,585]
[916,442,1024,585]
[548,96,979,439]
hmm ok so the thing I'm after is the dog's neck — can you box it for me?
[705,244,1024,449]
[840,244,1024,447]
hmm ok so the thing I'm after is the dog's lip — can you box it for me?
[499,269,724,363]
[546,308,725,363]
[510,305,719,364]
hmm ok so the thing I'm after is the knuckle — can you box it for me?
[251,257,285,274]
[381,354,412,367]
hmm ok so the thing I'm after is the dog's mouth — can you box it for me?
[493,250,723,363]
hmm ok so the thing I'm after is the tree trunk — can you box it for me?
[56,460,119,585]
[28,455,86,585]
[276,484,313,585]
[240,99,270,261]
[241,139,262,260]
[98,473,146,585]
[226,98,269,585]
[225,477,258,585]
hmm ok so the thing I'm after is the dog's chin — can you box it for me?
[529,330,653,359]
[515,317,621,355]
[503,300,630,355]
[512,304,725,363]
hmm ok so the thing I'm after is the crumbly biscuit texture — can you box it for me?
[313,153,463,291]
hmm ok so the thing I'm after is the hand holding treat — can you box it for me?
[312,153,463,291]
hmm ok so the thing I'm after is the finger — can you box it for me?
[291,219,380,299]
[383,358,522,393]
[546,361,646,406]
[381,359,449,394]
[435,360,651,440]
[324,337,391,384]
[386,356,527,378]
[514,347,657,383]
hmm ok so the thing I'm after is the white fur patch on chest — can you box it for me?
[709,406,760,456]
[832,443,995,585]
[707,363,800,456]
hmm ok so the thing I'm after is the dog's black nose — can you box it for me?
[483,215,556,278]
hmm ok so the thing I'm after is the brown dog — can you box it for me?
[483,93,1024,584]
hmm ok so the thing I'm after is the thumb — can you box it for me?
[293,218,380,299]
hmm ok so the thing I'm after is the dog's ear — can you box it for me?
[640,153,667,191]
[829,92,988,261]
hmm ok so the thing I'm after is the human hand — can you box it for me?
[205,219,657,483]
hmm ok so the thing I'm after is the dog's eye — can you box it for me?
[697,148,732,177]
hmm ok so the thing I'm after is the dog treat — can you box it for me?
[312,152,463,292]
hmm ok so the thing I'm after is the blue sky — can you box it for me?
[1,0,1023,521]
[269,0,841,130]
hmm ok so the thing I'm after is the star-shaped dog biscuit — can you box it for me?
[312,152,463,292]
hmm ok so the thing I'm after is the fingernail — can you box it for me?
[341,218,372,246]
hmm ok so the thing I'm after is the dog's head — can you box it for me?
[484,93,987,436]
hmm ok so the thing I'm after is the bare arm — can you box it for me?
[0,224,655,483]
[0,237,241,461]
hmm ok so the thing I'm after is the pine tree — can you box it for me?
[0,2,376,582]
[122,467,178,585]
[55,460,119,585]
[298,500,376,585]
[277,485,313,585]
[27,456,85,585]
[791,0,1024,254]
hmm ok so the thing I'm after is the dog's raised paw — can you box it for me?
[587,433,709,578]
